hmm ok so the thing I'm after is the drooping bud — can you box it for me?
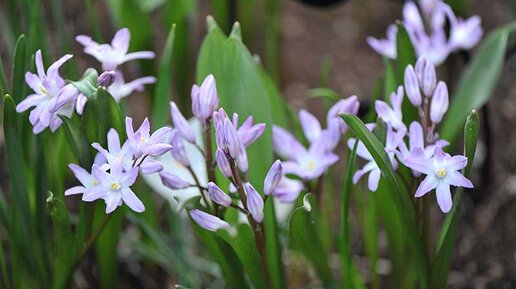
[264,160,283,195]
[170,101,195,143]
[430,81,449,124]
[245,182,264,223]
[98,70,117,87]
[189,209,230,232]
[404,65,422,107]
[208,182,232,207]
[215,148,233,178]
[139,159,163,174]
[169,129,190,167]
[159,171,192,190]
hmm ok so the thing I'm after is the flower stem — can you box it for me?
[78,213,113,262]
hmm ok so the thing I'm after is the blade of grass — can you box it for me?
[152,24,175,129]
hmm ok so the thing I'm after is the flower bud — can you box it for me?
[421,60,437,97]
[216,148,233,178]
[236,145,248,173]
[430,81,449,124]
[264,160,283,195]
[404,65,422,107]
[170,101,195,143]
[98,70,117,87]
[139,159,163,174]
[192,74,219,127]
[169,129,190,167]
[223,118,241,159]
[272,177,303,203]
[159,171,192,189]
[415,57,427,85]
[245,182,264,223]
[212,108,228,128]
[208,182,232,207]
[189,209,230,232]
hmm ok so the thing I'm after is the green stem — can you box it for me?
[78,213,113,262]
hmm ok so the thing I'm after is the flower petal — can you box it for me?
[121,188,145,213]
[435,182,452,213]
[415,175,438,197]
[447,171,473,188]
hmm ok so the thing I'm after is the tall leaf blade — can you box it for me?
[152,24,175,129]
[11,35,28,104]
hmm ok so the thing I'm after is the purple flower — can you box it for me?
[415,57,437,97]
[64,164,99,196]
[76,28,155,71]
[327,95,360,134]
[98,70,117,87]
[92,128,134,170]
[108,71,156,102]
[271,177,303,203]
[350,125,405,191]
[214,114,248,172]
[16,50,75,134]
[189,209,230,232]
[264,160,283,196]
[272,126,306,160]
[367,24,398,59]
[215,148,233,178]
[139,158,164,174]
[233,114,266,147]
[403,146,473,213]
[404,65,422,107]
[82,162,143,213]
[170,101,196,143]
[375,86,406,131]
[125,117,171,158]
[446,8,483,51]
[169,129,191,167]
[245,182,264,223]
[299,109,322,144]
[192,74,219,128]
[430,81,449,124]
[208,182,232,207]
[159,171,193,190]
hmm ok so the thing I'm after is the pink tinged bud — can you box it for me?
[404,65,422,107]
[170,102,195,143]
[208,182,232,207]
[216,148,233,178]
[421,60,437,97]
[189,209,230,232]
[140,159,163,174]
[430,81,449,124]
[244,183,264,223]
[159,171,192,189]
[169,129,190,167]
[98,70,117,87]
[264,160,283,195]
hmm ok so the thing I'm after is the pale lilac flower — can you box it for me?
[169,129,190,167]
[350,125,405,191]
[404,65,422,107]
[192,74,219,128]
[16,50,75,134]
[233,114,266,147]
[108,71,156,102]
[272,177,303,203]
[125,117,171,158]
[64,164,99,196]
[245,182,264,223]
[159,171,193,190]
[98,70,116,87]
[366,24,398,59]
[208,182,232,207]
[76,28,155,71]
[139,159,163,174]
[216,148,233,178]
[375,86,406,131]
[404,146,473,213]
[82,163,143,213]
[264,160,283,196]
[170,101,196,143]
[416,57,437,97]
[189,209,230,232]
[272,126,306,160]
[92,128,134,170]
[215,116,248,172]
[430,81,449,124]
[327,95,360,134]
[299,109,322,144]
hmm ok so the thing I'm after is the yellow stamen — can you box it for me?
[110,181,121,191]
[307,160,316,171]
[92,179,98,186]
[436,168,447,178]
[40,86,49,95]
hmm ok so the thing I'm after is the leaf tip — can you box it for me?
[229,22,242,41]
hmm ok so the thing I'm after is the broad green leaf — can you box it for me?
[11,35,28,104]
[217,224,266,289]
[47,192,81,289]
[383,58,397,99]
[341,114,429,288]
[289,194,333,287]
[395,23,418,124]
[431,110,479,289]
[60,116,92,167]
[263,198,285,289]
[259,67,289,127]
[308,87,340,101]
[152,24,175,129]
[441,23,516,141]
[0,52,8,97]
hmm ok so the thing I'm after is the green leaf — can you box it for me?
[71,68,98,98]
[431,110,479,289]
[47,192,81,289]
[263,198,285,289]
[0,52,9,97]
[152,24,175,129]
[60,116,92,167]
[308,87,340,101]
[441,23,516,141]
[395,23,415,82]
[383,58,397,99]
[217,224,266,289]
[289,194,333,287]
[11,35,28,104]
[341,114,429,288]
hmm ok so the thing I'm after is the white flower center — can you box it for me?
[91,179,98,186]
[435,168,447,178]
[306,160,316,171]
[110,181,121,191]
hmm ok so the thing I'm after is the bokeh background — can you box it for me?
[1,0,516,288]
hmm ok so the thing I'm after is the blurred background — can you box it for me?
[1,0,516,288]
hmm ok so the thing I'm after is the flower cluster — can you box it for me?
[272,96,359,198]
[367,0,482,65]
[16,28,155,134]
[65,117,171,213]
[350,57,473,212]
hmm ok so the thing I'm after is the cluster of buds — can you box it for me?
[65,117,172,213]
[16,28,155,134]
[351,56,473,213]
[367,0,482,65]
